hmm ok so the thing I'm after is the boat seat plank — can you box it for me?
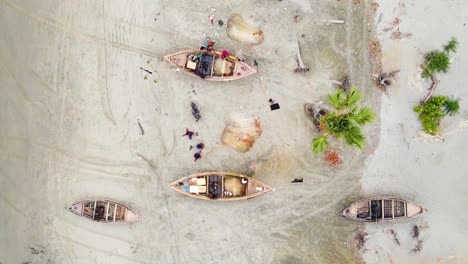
[384,199,393,218]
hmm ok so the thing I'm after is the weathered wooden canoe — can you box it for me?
[164,50,256,81]
[68,199,140,223]
[169,172,272,201]
[341,197,426,222]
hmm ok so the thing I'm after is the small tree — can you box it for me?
[416,37,461,135]
[422,37,458,79]
[311,88,375,154]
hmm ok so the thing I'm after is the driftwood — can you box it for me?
[137,119,144,135]
[294,35,309,73]
[372,70,400,89]
[140,67,153,74]
[421,76,439,104]
[330,76,350,91]
[328,19,345,24]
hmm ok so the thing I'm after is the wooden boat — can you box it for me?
[169,172,272,201]
[341,197,426,222]
[68,199,140,223]
[164,50,256,81]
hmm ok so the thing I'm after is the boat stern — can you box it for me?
[164,50,191,69]
[406,201,426,218]
[125,210,141,223]
[68,201,84,216]
[341,203,359,219]
[340,207,348,217]
[234,60,256,79]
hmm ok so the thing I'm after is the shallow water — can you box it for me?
[0,0,380,263]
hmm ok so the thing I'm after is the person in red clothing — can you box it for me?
[182,128,197,140]
[221,50,230,59]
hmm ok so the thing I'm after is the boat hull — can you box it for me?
[165,50,256,81]
[169,171,272,201]
[68,199,140,223]
[341,197,426,222]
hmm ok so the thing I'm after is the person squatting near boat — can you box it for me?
[194,143,205,162]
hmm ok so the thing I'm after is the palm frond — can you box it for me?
[443,37,458,53]
[352,107,376,125]
[311,135,329,154]
[443,97,461,116]
[342,126,365,149]
[322,114,346,139]
[327,90,345,110]
[344,87,362,108]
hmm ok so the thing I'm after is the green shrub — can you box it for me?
[443,97,461,116]
[422,51,450,78]
[422,37,457,79]
[414,96,447,135]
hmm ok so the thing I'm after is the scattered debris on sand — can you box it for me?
[354,228,368,251]
[412,239,423,253]
[191,102,201,122]
[416,130,445,143]
[142,59,159,84]
[324,150,342,168]
[294,35,309,72]
[294,14,302,23]
[226,15,264,45]
[304,102,329,130]
[388,229,400,246]
[391,28,413,40]
[30,246,45,255]
[368,39,383,74]
[411,225,420,239]
[153,12,160,22]
[383,17,401,32]
[140,67,153,74]
[411,223,427,253]
[269,98,280,111]
[372,70,400,90]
